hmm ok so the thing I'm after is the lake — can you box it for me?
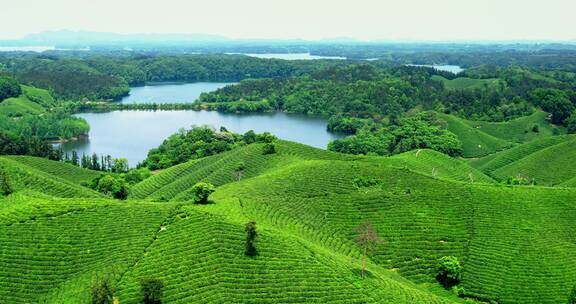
[60,110,342,167]
[226,52,346,60]
[406,64,464,74]
[119,82,235,103]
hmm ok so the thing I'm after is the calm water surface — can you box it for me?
[61,111,342,166]
[120,82,235,103]
[227,52,346,60]
[406,64,464,74]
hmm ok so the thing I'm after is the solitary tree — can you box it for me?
[91,175,129,200]
[140,278,164,304]
[353,221,383,278]
[190,182,215,204]
[245,221,258,256]
[90,278,114,304]
[436,256,462,288]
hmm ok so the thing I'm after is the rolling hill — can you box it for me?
[489,138,576,186]
[470,135,575,173]
[1,141,575,303]
[437,111,564,158]
[461,111,563,143]
[437,113,513,157]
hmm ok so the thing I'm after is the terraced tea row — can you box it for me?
[0,157,101,198]
[491,138,576,185]
[131,141,351,201]
[437,113,513,157]
[211,158,576,303]
[115,207,454,304]
[0,198,173,303]
[4,155,101,185]
[387,149,495,184]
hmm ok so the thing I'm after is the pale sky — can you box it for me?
[1,0,575,41]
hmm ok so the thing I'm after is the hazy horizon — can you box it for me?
[1,0,575,42]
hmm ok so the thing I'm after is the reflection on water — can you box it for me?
[226,52,346,60]
[119,82,236,103]
[60,110,343,166]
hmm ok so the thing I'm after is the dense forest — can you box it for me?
[0,54,349,100]
[3,46,576,101]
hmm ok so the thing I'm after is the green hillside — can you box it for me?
[385,149,495,184]
[470,135,575,174]
[0,84,58,116]
[2,141,576,303]
[437,111,564,159]
[490,138,576,186]
[437,113,513,157]
[211,158,576,304]
[0,157,102,198]
[130,141,353,201]
[3,155,101,185]
[462,111,563,143]
[431,75,503,90]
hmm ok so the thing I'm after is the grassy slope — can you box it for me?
[0,85,55,117]
[431,75,502,90]
[211,157,576,304]
[21,85,57,108]
[2,142,576,303]
[437,113,513,157]
[0,196,175,303]
[0,157,101,198]
[130,141,354,201]
[463,111,564,143]
[385,149,495,184]
[491,138,576,186]
[3,155,101,185]
[470,135,575,174]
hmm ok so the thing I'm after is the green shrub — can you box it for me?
[245,221,258,256]
[235,161,246,172]
[501,176,532,186]
[190,182,215,204]
[436,256,462,288]
[262,143,276,155]
[352,176,381,189]
[125,168,152,185]
[451,285,466,297]
[140,278,164,304]
[90,278,114,304]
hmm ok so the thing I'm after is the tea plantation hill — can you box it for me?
[469,135,576,186]
[1,140,576,303]
[437,111,564,158]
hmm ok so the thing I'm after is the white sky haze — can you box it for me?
[1,0,575,41]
